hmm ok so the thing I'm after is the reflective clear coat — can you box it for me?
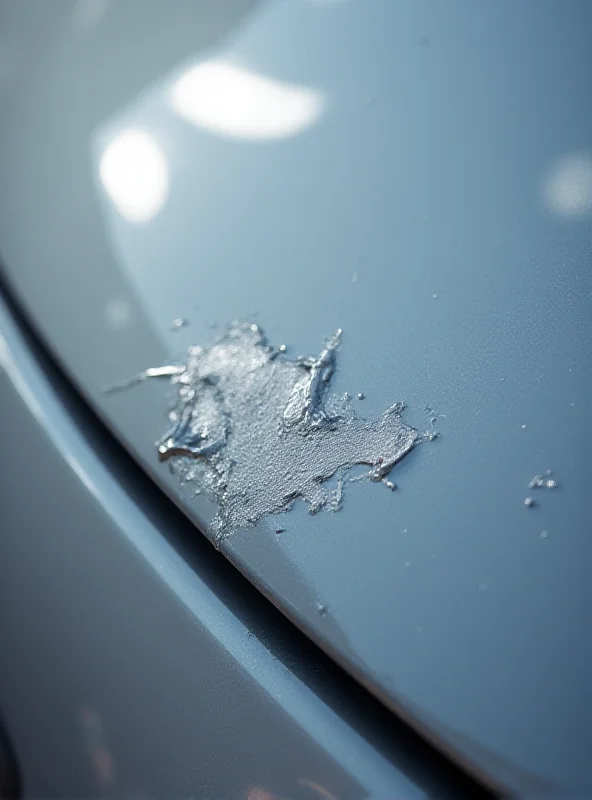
[0,0,590,794]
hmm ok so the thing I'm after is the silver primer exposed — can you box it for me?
[108,323,419,540]
[528,470,558,490]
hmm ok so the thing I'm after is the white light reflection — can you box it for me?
[0,335,44,420]
[104,298,132,330]
[170,61,324,142]
[543,152,592,218]
[99,129,169,222]
[1,332,100,499]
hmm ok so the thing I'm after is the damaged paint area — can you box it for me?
[108,323,419,541]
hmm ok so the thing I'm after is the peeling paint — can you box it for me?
[107,323,421,542]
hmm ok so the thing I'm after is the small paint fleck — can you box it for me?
[275,527,285,535]
[316,602,328,618]
[383,479,396,491]
[529,471,558,491]
[540,529,550,539]
[278,344,287,353]
[521,424,527,429]
[402,528,408,534]
[171,317,189,331]
[524,497,535,508]
[357,392,365,400]
[432,293,438,300]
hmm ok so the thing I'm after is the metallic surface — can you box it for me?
[0,0,590,793]
[109,322,418,539]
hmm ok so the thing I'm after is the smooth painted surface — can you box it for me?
[0,0,590,794]
[0,293,459,799]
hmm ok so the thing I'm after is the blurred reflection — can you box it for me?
[104,297,132,329]
[543,151,592,218]
[170,60,324,141]
[80,706,116,792]
[71,0,111,32]
[246,788,276,800]
[99,129,169,222]
[246,779,339,799]
[298,778,338,799]
[0,334,44,420]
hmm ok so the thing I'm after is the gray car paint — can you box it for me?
[0,0,590,794]
[1,292,483,799]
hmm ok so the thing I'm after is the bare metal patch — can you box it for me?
[107,323,421,542]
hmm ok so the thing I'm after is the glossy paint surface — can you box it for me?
[1,293,477,799]
[0,0,590,793]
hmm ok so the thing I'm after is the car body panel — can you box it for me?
[0,0,590,793]
[1,291,484,799]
